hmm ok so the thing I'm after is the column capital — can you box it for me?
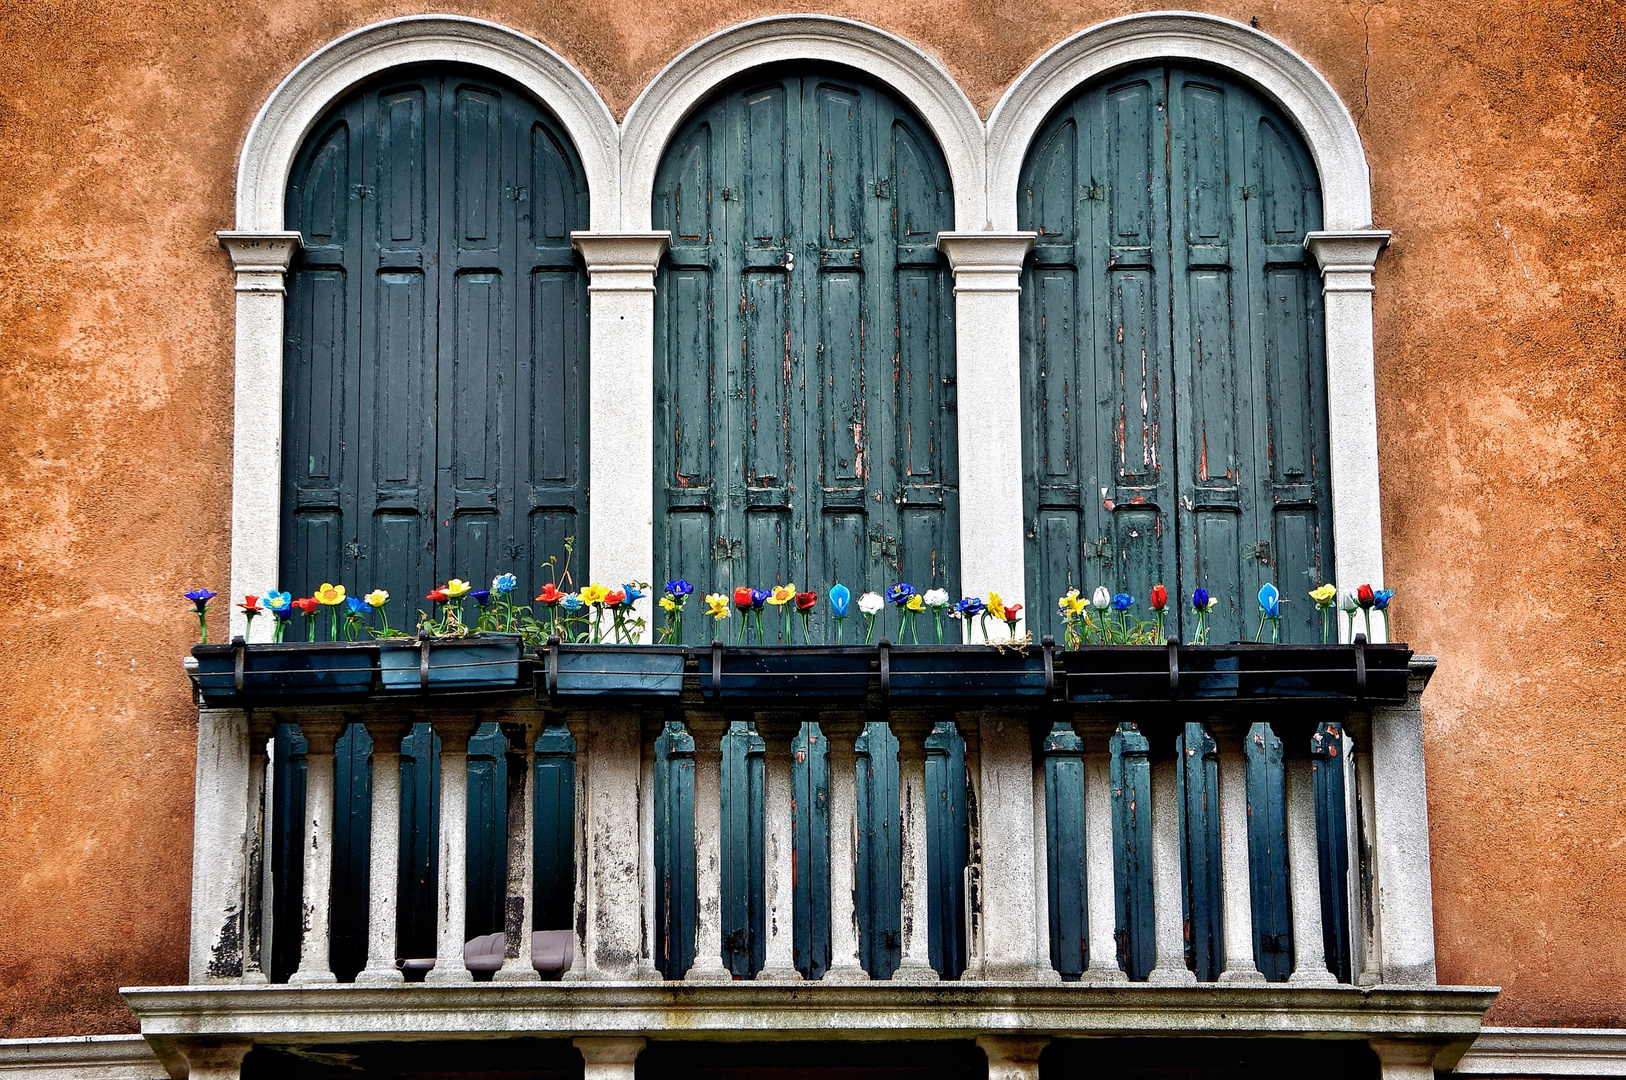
[217,230,301,292]
[575,1037,646,1077]
[180,1042,253,1080]
[936,231,1036,293]
[978,1035,1049,1080]
[571,230,671,292]
[1304,229,1392,293]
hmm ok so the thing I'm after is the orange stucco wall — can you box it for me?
[1,0,1622,1039]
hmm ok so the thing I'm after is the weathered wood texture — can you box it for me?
[719,720,767,976]
[1019,65,1330,644]
[855,720,902,978]
[1245,722,1293,981]
[282,67,590,606]
[1109,722,1155,980]
[653,720,698,979]
[791,721,832,979]
[653,67,957,635]
[923,720,969,978]
[1176,722,1224,982]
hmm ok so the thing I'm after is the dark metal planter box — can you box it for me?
[190,640,377,702]
[702,643,873,701]
[537,643,687,702]
[1062,640,1412,704]
[881,641,1054,698]
[379,634,524,691]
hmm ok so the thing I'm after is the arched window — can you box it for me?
[1020,64,1330,643]
[652,64,958,633]
[282,64,590,608]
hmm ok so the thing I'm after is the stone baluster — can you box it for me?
[1147,741,1197,985]
[495,717,542,982]
[425,718,479,984]
[757,720,801,981]
[290,718,345,984]
[189,708,254,984]
[1082,732,1127,981]
[977,714,1051,981]
[824,720,867,981]
[895,720,939,982]
[1216,724,1265,983]
[1286,747,1337,985]
[579,713,651,980]
[686,718,731,982]
[356,718,410,984]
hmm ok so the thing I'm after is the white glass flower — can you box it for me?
[1092,586,1112,610]
[923,587,949,608]
[858,591,885,615]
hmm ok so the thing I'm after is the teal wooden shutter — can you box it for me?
[1020,66,1330,642]
[283,66,589,612]
[653,68,957,637]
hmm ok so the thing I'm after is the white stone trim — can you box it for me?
[1457,1028,1626,1077]
[234,15,619,233]
[619,15,987,231]
[0,1036,166,1080]
[986,11,1373,232]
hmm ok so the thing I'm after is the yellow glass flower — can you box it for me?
[1059,589,1085,615]
[315,583,346,606]
[987,592,1006,620]
[768,583,796,606]
[659,595,677,612]
[1310,583,1338,605]
[579,582,610,606]
[705,593,731,620]
[365,589,389,608]
[905,594,924,612]
[444,579,472,598]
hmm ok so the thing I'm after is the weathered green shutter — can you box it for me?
[854,720,902,978]
[1020,66,1330,641]
[283,66,589,609]
[1312,721,1352,982]
[653,68,957,636]
[1176,722,1223,982]
[1245,721,1293,981]
[791,722,832,979]
[654,721,698,978]
[923,720,968,978]
[1109,721,1155,980]
[1043,720,1088,978]
[719,720,767,976]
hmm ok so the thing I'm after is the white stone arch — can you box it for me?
[983,11,1393,610]
[234,14,620,233]
[986,11,1371,232]
[618,15,988,231]
[220,15,619,637]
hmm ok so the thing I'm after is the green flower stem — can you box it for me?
[933,610,943,644]
[863,613,876,645]
[1154,610,1165,646]
[754,611,765,645]
[800,612,811,644]
[305,616,316,644]
[833,616,845,645]
[273,617,286,644]
[196,610,208,645]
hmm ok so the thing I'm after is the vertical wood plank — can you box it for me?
[1109,721,1154,980]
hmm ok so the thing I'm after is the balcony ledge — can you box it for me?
[123,981,1497,1050]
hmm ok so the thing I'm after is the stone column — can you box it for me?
[289,719,345,985]
[1216,726,1264,983]
[686,718,731,982]
[1369,1040,1439,1080]
[571,232,670,643]
[976,714,1050,981]
[1368,663,1439,984]
[1147,750,1196,985]
[978,1036,1049,1080]
[180,1044,252,1080]
[824,720,866,982]
[757,720,802,981]
[1305,229,1392,612]
[1081,734,1126,981]
[936,232,1036,642]
[583,713,651,979]
[215,231,300,642]
[1285,752,1337,985]
[895,720,939,982]
[575,1037,645,1080]
[190,708,253,983]
[425,719,479,984]
[496,717,543,982]
[356,719,409,984]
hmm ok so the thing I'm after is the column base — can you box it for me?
[755,963,804,982]
[424,964,474,985]
[821,964,871,984]
[983,961,1064,983]
[892,959,941,983]
[1081,963,1130,983]
[1290,966,1340,986]
[1146,961,1199,986]
[1218,963,1268,984]
[683,958,733,984]
[238,970,270,985]
[287,968,337,985]
[354,964,405,986]
[493,961,543,983]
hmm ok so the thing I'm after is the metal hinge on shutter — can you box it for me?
[719,186,737,201]
[873,178,890,199]
[351,184,374,200]
[1081,183,1104,201]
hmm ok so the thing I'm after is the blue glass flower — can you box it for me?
[471,589,492,607]
[263,590,292,612]
[1111,592,1135,611]
[1192,587,1210,612]
[829,583,851,618]
[1258,583,1281,618]
[184,588,217,612]
[956,596,985,617]
[492,573,518,595]
[750,588,770,610]
[560,595,584,613]
[622,585,645,607]
[1373,588,1394,610]
[664,579,693,598]
[345,595,369,616]
[887,581,916,606]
